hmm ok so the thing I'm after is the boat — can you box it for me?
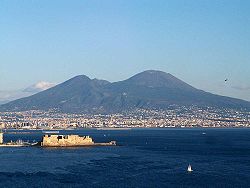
[96,128,131,130]
[42,130,60,134]
[187,164,193,172]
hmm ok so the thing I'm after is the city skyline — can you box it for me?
[1,0,250,101]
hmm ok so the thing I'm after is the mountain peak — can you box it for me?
[62,74,91,86]
[142,70,168,74]
[70,75,90,81]
[129,70,172,81]
[126,70,195,90]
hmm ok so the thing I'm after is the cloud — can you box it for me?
[23,81,56,93]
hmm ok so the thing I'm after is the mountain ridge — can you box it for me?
[0,70,249,113]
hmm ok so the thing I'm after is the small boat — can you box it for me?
[42,130,59,134]
[202,132,206,135]
[187,164,193,172]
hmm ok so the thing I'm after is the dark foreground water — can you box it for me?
[1,128,250,188]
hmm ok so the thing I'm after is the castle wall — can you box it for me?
[41,135,94,146]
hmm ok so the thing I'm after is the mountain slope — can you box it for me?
[105,70,250,111]
[0,75,108,113]
[0,70,249,113]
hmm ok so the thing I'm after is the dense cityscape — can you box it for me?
[0,105,249,129]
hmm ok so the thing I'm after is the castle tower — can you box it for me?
[0,132,3,144]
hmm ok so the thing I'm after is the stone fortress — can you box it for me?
[41,134,116,147]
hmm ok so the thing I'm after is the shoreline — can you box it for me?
[1,126,250,136]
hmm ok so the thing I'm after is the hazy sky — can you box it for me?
[0,0,250,101]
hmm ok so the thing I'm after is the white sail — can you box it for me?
[187,164,193,172]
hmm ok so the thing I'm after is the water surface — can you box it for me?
[1,128,250,187]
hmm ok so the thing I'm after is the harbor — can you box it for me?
[0,132,37,147]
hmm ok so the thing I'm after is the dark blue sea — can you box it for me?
[1,128,250,188]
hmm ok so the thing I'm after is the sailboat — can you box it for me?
[187,164,193,172]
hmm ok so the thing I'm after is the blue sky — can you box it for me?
[0,0,250,101]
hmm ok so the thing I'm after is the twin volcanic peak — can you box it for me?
[0,70,249,113]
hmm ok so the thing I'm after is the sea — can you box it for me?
[0,128,250,188]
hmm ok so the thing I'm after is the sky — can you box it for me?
[0,0,250,101]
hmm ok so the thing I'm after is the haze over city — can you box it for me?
[0,0,250,101]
